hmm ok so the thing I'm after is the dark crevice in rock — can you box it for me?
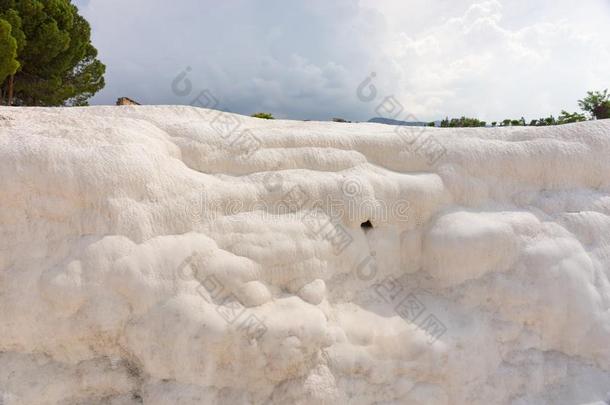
[361,220,373,230]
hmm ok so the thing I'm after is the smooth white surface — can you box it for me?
[0,106,609,404]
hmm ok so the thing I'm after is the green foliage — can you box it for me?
[0,0,105,105]
[543,115,557,126]
[594,102,610,120]
[578,89,610,119]
[0,18,18,84]
[495,116,566,127]
[251,112,274,119]
[505,117,526,126]
[427,121,436,127]
[436,89,608,128]
[557,110,586,125]
[529,115,556,126]
[440,116,486,127]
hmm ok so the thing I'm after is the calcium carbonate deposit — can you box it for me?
[1,106,609,405]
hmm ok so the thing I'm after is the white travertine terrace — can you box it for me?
[1,106,609,404]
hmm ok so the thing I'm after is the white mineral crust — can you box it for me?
[0,106,609,404]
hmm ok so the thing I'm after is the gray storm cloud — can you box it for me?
[77,0,610,122]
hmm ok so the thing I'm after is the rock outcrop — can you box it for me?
[1,106,609,404]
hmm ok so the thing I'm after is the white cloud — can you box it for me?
[369,0,610,121]
[79,0,610,122]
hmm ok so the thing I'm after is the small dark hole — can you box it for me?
[361,220,373,230]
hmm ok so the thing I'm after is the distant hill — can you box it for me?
[368,117,434,126]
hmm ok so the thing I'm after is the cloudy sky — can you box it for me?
[74,0,610,122]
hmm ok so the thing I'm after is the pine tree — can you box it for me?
[0,0,105,106]
[0,18,18,88]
